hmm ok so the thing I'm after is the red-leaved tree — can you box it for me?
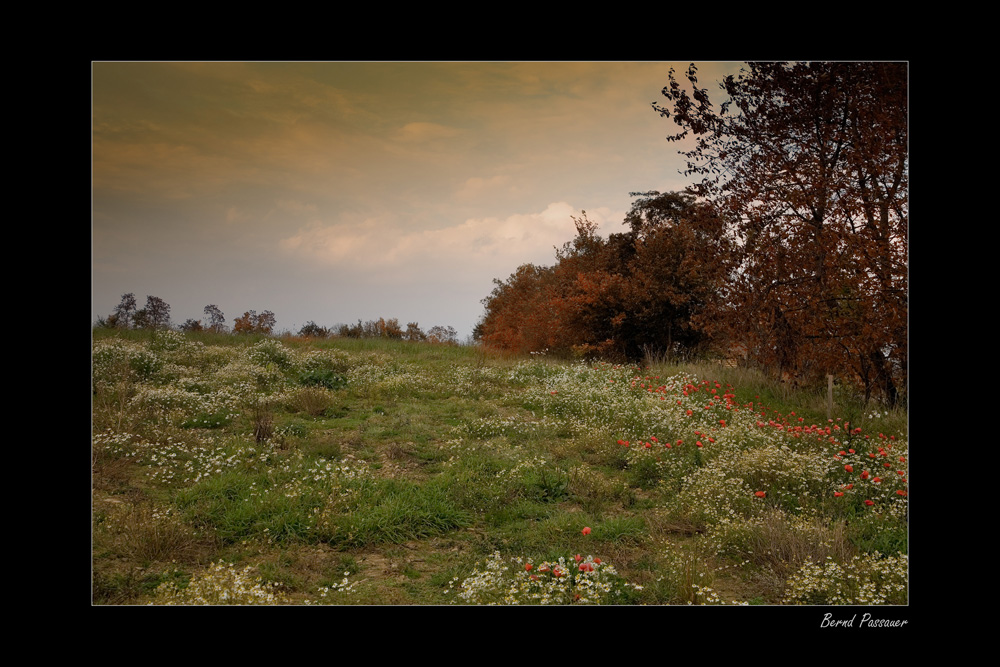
[653,62,907,405]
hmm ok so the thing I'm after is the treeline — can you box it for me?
[477,62,907,406]
[97,294,458,344]
[325,319,458,344]
[475,192,732,362]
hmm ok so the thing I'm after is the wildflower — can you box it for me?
[574,554,582,562]
[845,464,854,473]
[865,499,875,506]
[861,470,870,480]
[697,441,703,448]
[525,563,533,571]
[896,490,907,497]
[834,491,844,497]
[755,491,766,498]
[581,526,591,536]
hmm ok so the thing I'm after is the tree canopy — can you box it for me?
[651,61,907,404]
[477,61,907,405]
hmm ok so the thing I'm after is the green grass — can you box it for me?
[92,328,908,605]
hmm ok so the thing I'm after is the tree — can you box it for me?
[144,295,171,330]
[298,321,330,338]
[427,325,458,344]
[653,62,907,404]
[616,191,735,360]
[233,310,276,335]
[404,322,427,342]
[204,305,227,333]
[180,318,203,332]
[112,293,137,329]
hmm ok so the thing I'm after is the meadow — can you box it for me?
[92,328,908,605]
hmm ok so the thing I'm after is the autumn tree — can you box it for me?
[233,310,277,335]
[180,318,203,332]
[404,322,427,342]
[478,263,560,354]
[477,204,731,360]
[616,191,735,360]
[427,325,458,344]
[204,305,227,333]
[653,62,907,404]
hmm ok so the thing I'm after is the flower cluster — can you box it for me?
[150,562,289,605]
[782,551,908,605]
[448,551,639,605]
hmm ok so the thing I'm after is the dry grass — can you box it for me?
[95,501,201,562]
[288,386,334,417]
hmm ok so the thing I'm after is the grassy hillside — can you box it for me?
[92,328,907,605]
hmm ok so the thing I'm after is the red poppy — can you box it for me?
[896,490,907,497]
[861,470,870,480]
[697,441,703,448]
[525,563,533,571]
[754,491,766,498]
[574,554,582,562]
[865,499,875,506]
[834,491,844,497]
[581,526,591,536]
[845,464,854,473]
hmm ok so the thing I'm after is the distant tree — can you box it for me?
[336,321,364,338]
[112,293,137,329]
[298,321,330,338]
[380,318,404,339]
[96,314,117,328]
[144,295,171,330]
[180,318,204,332]
[204,305,227,333]
[427,325,458,344]
[404,322,427,342]
[256,310,276,335]
[133,308,150,330]
[234,310,277,335]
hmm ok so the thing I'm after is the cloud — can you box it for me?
[278,202,625,281]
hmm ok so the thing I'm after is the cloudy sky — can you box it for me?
[92,61,744,339]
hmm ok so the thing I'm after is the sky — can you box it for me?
[92,61,745,340]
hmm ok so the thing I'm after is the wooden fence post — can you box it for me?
[827,374,834,420]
